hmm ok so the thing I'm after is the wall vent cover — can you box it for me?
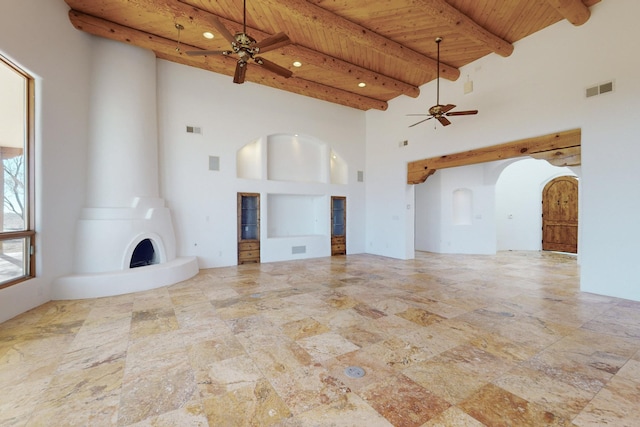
[292,245,306,254]
[599,81,613,94]
[357,171,364,182]
[585,86,599,98]
[586,80,614,98]
[209,156,220,171]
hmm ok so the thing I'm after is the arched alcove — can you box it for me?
[267,134,324,182]
[236,133,347,184]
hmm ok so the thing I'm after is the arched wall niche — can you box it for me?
[236,133,347,184]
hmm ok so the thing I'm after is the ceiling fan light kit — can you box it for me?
[408,37,478,127]
[185,0,292,84]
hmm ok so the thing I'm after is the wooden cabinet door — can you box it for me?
[238,193,260,264]
[542,176,578,253]
[331,196,346,255]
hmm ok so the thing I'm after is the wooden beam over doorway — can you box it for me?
[407,128,581,184]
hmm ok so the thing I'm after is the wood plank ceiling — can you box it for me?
[63,0,600,111]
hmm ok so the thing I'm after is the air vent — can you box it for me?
[209,156,220,171]
[292,245,306,254]
[599,81,613,94]
[357,171,364,182]
[585,86,599,98]
[586,80,614,98]
[186,125,202,134]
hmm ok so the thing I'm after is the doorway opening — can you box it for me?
[542,176,578,253]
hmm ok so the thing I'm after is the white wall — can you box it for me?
[157,61,366,268]
[0,0,92,322]
[414,172,441,252]
[366,0,640,300]
[415,163,496,254]
[440,165,496,254]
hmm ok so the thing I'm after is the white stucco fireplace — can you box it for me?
[52,38,197,299]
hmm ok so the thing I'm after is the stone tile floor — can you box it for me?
[1,251,639,426]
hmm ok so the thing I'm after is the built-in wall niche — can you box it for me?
[267,134,324,182]
[267,194,325,238]
[452,188,473,225]
[236,133,347,184]
[236,137,262,180]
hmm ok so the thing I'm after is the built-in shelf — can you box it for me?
[267,194,324,238]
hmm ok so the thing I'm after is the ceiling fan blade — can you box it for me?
[207,14,236,45]
[185,50,232,56]
[409,117,433,128]
[446,110,479,116]
[254,32,291,54]
[233,61,247,84]
[441,104,456,113]
[406,114,430,117]
[437,116,452,126]
[254,57,292,78]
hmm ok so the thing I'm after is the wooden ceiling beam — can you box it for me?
[69,0,419,100]
[544,0,591,26]
[156,52,388,111]
[68,10,388,111]
[259,0,460,81]
[407,129,581,184]
[277,45,420,99]
[410,0,514,57]
[174,0,420,98]
[530,145,581,166]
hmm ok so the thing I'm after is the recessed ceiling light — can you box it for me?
[293,61,302,67]
[358,82,366,88]
[203,32,214,39]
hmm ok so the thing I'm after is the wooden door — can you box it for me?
[542,176,578,253]
[331,196,346,255]
[238,193,260,264]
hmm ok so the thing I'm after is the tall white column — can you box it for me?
[86,37,159,207]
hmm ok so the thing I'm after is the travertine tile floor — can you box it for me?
[2,251,640,426]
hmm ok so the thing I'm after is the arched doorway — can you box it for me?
[542,176,578,253]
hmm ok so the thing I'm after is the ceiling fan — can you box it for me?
[408,37,478,127]
[186,0,293,84]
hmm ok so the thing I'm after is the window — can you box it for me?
[0,55,35,289]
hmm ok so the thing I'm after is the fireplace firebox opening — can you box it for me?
[130,238,157,268]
